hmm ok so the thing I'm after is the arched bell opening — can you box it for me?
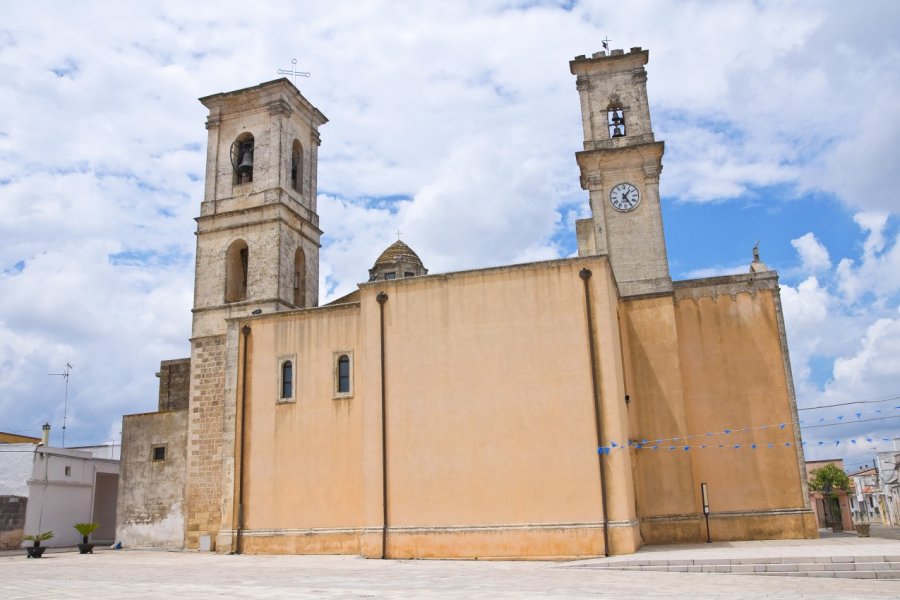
[231,132,255,184]
[225,239,249,302]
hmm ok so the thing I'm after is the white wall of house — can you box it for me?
[0,444,35,496]
[23,447,119,547]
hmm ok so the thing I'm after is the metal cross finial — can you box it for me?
[277,58,311,85]
[601,36,611,52]
[396,229,402,240]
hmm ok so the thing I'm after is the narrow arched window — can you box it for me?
[291,140,303,193]
[293,247,306,307]
[337,355,350,394]
[281,360,293,399]
[231,133,255,184]
[225,240,249,302]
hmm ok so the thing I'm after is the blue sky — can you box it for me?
[1,0,899,473]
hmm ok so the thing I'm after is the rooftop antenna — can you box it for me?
[277,58,310,85]
[48,363,73,447]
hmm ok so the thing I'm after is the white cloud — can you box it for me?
[791,233,831,273]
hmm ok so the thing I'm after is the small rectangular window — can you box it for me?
[404,272,414,278]
[64,466,71,476]
[153,446,166,461]
[384,272,396,280]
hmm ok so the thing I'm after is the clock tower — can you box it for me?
[571,47,671,297]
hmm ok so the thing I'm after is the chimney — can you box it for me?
[41,423,51,446]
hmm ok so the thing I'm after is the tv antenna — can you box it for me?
[48,363,73,447]
[277,58,311,85]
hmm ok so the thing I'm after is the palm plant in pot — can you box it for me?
[74,522,99,554]
[23,531,54,558]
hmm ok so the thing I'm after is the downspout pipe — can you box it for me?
[580,268,610,557]
[234,324,251,555]
[376,291,389,559]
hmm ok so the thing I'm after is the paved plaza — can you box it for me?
[4,536,900,599]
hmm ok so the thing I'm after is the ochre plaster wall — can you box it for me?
[235,257,620,558]
[621,295,698,542]
[237,303,365,554]
[622,276,816,543]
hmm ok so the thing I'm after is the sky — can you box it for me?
[1,1,898,474]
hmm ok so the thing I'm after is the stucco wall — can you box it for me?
[621,273,815,543]
[117,409,187,549]
[234,257,619,558]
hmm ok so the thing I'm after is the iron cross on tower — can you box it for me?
[277,58,311,84]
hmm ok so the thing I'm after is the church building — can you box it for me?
[116,46,817,557]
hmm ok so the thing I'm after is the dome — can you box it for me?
[369,240,428,282]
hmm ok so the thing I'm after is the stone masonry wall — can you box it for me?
[116,410,188,549]
[158,358,191,412]
[0,495,27,550]
[185,334,227,549]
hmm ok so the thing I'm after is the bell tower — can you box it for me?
[183,79,327,550]
[193,79,327,338]
[571,47,671,297]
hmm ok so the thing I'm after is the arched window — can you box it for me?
[281,360,293,400]
[225,239,249,302]
[337,354,351,395]
[291,140,303,193]
[231,133,255,184]
[293,248,306,307]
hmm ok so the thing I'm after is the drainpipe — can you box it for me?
[234,324,251,554]
[579,268,610,557]
[376,291,389,559]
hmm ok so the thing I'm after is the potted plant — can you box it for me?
[23,531,54,558]
[74,522,99,554]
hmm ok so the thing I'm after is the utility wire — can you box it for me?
[801,414,900,429]
[799,394,900,411]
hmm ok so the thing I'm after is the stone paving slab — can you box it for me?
[1,550,900,599]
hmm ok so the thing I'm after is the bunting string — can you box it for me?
[598,434,900,455]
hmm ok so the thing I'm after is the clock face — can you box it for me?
[609,183,640,212]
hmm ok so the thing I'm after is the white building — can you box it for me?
[23,445,120,547]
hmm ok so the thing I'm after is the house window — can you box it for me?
[384,272,396,280]
[277,355,297,403]
[152,446,166,461]
[334,351,353,398]
[231,133,255,184]
[64,466,71,476]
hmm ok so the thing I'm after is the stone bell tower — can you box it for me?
[183,79,327,549]
[571,47,671,297]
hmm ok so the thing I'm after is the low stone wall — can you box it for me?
[0,495,27,550]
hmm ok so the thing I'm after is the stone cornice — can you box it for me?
[673,271,779,303]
